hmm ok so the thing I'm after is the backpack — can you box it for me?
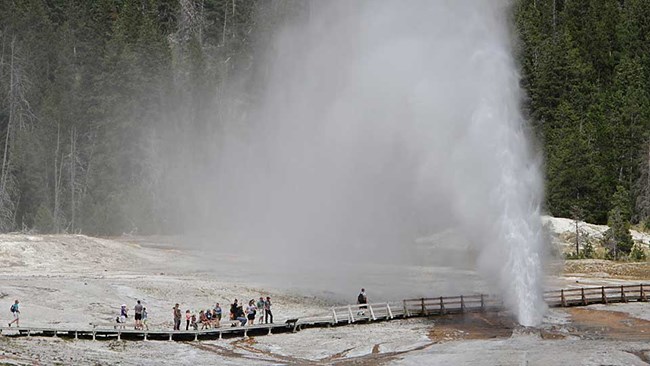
[358,293,365,304]
[10,304,16,313]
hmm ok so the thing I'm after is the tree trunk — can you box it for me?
[69,127,77,232]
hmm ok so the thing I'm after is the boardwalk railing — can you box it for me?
[2,283,648,341]
[543,283,648,307]
[402,294,502,317]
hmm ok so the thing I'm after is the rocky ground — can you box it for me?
[0,233,649,365]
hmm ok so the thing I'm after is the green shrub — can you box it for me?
[630,244,647,261]
[582,240,595,259]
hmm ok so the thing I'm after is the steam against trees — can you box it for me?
[0,0,647,237]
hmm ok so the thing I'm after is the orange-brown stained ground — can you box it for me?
[427,307,650,343]
[428,312,516,342]
[565,307,650,341]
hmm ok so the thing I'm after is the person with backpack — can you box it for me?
[357,288,368,315]
[8,300,20,327]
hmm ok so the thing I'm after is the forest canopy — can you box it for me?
[0,0,648,235]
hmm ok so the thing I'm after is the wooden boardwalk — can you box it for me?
[1,283,647,342]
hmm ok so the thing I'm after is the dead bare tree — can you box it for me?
[68,126,78,232]
[53,122,65,233]
[0,35,36,231]
[636,139,650,227]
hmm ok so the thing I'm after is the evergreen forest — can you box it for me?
[0,0,648,236]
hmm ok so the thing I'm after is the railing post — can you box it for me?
[386,304,393,319]
[74,331,78,340]
[332,308,338,324]
[480,294,485,311]
[641,284,647,302]
[403,300,410,317]
[368,304,376,321]
[169,333,173,341]
[581,288,587,305]
[348,305,355,323]
[561,289,567,307]
[194,332,198,341]
[460,296,465,313]
[117,331,121,341]
[440,297,446,315]
[621,285,627,303]
[602,286,607,304]
[421,298,425,315]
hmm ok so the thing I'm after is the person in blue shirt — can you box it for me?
[8,300,20,327]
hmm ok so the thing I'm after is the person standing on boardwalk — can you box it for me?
[357,288,368,315]
[256,297,265,324]
[185,309,191,330]
[212,305,221,328]
[120,304,128,323]
[8,300,19,327]
[264,296,273,324]
[142,307,149,330]
[246,299,257,325]
[214,303,222,322]
[134,300,143,330]
[173,304,182,330]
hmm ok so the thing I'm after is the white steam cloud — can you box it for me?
[181,0,546,325]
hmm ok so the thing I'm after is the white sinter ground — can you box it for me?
[1,234,649,365]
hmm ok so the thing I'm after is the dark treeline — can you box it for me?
[516,0,650,228]
[0,0,648,236]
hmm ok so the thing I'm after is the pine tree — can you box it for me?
[603,185,634,258]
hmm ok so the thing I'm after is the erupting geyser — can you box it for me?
[192,0,546,326]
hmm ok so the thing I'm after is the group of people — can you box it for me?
[172,296,273,330]
[229,297,274,327]
[172,303,223,331]
[116,300,149,330]
[9,290,369,330]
